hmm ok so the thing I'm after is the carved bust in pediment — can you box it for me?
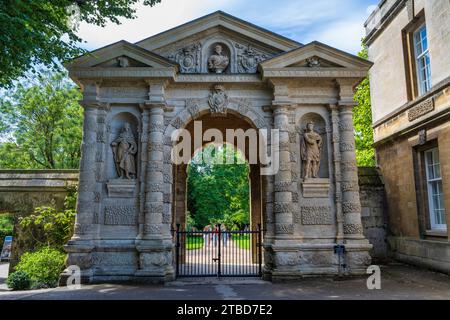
[208,44,229,73]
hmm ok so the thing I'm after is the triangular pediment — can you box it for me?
[136,11,301,53]
[260,41,372,70]
[66,40,178,69]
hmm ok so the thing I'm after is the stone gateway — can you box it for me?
[62,11,373,283]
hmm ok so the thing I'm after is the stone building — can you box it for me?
[365,0,449,273]
[63,11,373,283]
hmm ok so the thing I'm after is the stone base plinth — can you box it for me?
[264,241,373,281]
[302,178,330,198]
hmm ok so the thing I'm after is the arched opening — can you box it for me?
[171,112,265,277]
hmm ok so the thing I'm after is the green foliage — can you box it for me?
[234,234,250,249]
[6,270,31,291]
[15,247,66,288]
[0,214,14,248]
[354,41,376,166]
[186,236,204,250]
[187,144,250,229]
[0,71,83,169]
[19,206,76,252]
[0,0,161,87]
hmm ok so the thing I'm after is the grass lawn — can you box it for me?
[232,233,251,249]
[186,235,204,250]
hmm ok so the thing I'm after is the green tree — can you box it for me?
[354,41,375,166]
[187,144,250,229]
[0,0,161,87]
[0,72,83,169]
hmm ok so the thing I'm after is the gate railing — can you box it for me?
[174,224,262,278]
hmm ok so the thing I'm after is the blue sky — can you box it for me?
[77,0,379,55]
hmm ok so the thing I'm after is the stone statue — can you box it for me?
[300,121,323,179]
[111,123,137,179]
[208,44,229,73]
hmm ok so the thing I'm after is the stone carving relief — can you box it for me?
[208,44,229,73]
[300,206,332,225]
[111,123,137,179]
[208,84,228,116]
[104,205,137,225]
[117,56,130,67]
[408,98,434,122]
[300,121,323,179]
[235,44,268,73]
[306,56,321,67]
[168,43,202,73]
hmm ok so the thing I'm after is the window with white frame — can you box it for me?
[413,25,432,95]
[424,148,446,230]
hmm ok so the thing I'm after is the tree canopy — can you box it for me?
[0,71,83,169]
[0,0,161,87]
[187,144,250,230]
[354,41,375,166]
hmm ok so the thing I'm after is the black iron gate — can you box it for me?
[174,224,262,278]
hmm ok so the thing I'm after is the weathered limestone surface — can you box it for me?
[59,11,374,282]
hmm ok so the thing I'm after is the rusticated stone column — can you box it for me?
[272,105,294,237]
[71,103,98,240]
[143,104,165,240]
[135,82,174,281]
[63,103,98,282]
[329,104,344,243]
[339,105,365,240]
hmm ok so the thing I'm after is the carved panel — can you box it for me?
[300,206,332,225]
[104,205,137,225]
[235,43,270,73]
[408,98,434,122]
[167,42,202,73]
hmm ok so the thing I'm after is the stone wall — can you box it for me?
[358,167,387,260]
[0,170,78,270]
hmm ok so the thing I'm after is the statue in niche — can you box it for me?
[111,123,137,179]
[300,121,323,179]
[208,44,229,74]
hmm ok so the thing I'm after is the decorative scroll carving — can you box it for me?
[104,205,137,225]
[186,99,200,118]
[418,129,427,145]
[235,43,268,73]
[408,98,434,121]
[300,206,332,225]
[208,84,228,116]
[167,43,201,73]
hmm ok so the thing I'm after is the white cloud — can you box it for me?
[303,18,366,54]
[75,0,374,55]
[76,0,237,50]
